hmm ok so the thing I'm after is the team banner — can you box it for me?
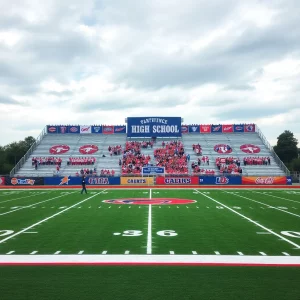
[242,176,287,185]
[142,166,164,175]
[0,177,5,185]
[5,177,44,186]
[199,176,242,185]
[44,176,120,185]
[181,125,189,134]
[103,125,114,134]
[222,125,234,133]
[211,125,222,133]
[91,126,102,134]
[121,177,154,185]
[47,125,58,134]
[286,176,292,185]
[58,126,67,134]
[127,117,182,137]
[200,125,211,133]
[234,124,245,132]
[114,125,126,134]
[67,126,80,134]
[244,124,256,132]
[156,176,198,185]
[80,125,92,134]
[189,125,200,133]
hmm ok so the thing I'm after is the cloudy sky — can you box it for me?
[0,0,299,146]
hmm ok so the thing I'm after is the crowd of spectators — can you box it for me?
[74,168,115,177]
[192,166,215,175]
[154,140,188,174]
[67,157,96,165]
[215,157,242,175]
[32,157,62,166]
[243,157,271,165]
[108,145,122,156]
[192,144,202,156]
[122,141,151,174]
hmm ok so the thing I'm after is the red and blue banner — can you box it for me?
[91,126,102,134]
[234,124,245,132]
[47,126,58,134]
[286,176,292,185]
[114,125,126,133]
[103,125,114,134]
[244,124,256,132]
[181,125,189,134]
[44,176,120,185]
[199,176,242,185]
[156,176,198,185]
[222,125,234,133]
[242,176,286,185]
[0,177,5,185]
[211,125,222,133]
[67,126,80,134]
[189,125,200,133]
[58,126,67,134]
[200,125,211,133]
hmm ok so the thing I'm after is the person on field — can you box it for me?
[81,176,87,194]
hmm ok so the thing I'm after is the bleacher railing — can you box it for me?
[256,126,290,175]
[9,126,47,177]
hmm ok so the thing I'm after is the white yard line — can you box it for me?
[0,193,41,204]
[251,190,300,205]
[223,191,300,219]
[0,191,105,245]
[147,189,152,255]
[194,190,300,250]
[0,192,77,216]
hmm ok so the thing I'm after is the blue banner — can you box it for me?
[142,166,165,174]
[189,125,200,133]
[233,124,245,132]
[114,125,126,134]
[91,126,102,134]
[127,117,182,137]
[199,176,242,185]
[47,125,58,134]
[44,176,120,185]
[67,126,80,134]
[211,125,222,133]
[286,176,292,185]
[57,126,68,134]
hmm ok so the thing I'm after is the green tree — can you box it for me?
[291,158,300,172]
[273,130,298,164]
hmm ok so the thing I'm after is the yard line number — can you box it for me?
[113,230,178,237]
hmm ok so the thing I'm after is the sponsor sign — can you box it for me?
[242,176,287,185]
[5,177,44,186]
[214,144,233,154]
[47,126,58,134]
[189,125,200,133]
[103,125,114,135]
[142,166,165,175]
[156,177,199,185]
[0,176,5,185]
[79,144,99,155]
[211,125,222,133]
[286,176,292,185]
[44,176,121,185]
[244,124,256,132]
[58,126,67,134]
[222,125,233,133]
[200,125,211,133]
[240,144,261,154]
[103,198,196,205]
[199,176,242,185]
[80,126,92,134]
[234,124,245,133]
[49,145,70,155]
[114,126,126,134]
[91,126,102,134]
[67,126,80,134]
[121,177,154,185]
[181,125,189,134]
[127,117,182,138]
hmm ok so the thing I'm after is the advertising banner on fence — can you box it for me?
[199,176,242,185]
[103,125,114,134]
[142,167,165,175]
[156,176,198,185]
[127,117,182,138]
[121,177,154,185]
[189,125,200,133]
[211,125,222,133]
[44,176,120,185]
[80,125,92,134]
[114,125,126,134]
[244,124,256,132]
[0,177,5,185]
[67,126,80,134]
[222,125,234,133]
[200,125,211,133]
[181,125,189,134]
[234,124,245,133]
[91,126,102,134]
[242,176,287,185]
[5,177,44,186]
[47,125,58,134]
[286,176,292,185]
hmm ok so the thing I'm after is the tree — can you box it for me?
[291,158,300,172]
[273,130,298,164]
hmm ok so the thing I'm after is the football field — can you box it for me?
[0,188,300,299]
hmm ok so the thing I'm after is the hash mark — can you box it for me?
[78,251,84,255]
[169,251,175,255]
[54,251,61,255]
[6,251,15,255]
[125,250,130,255]
[214,251,220,255]
[282,252,290,256]
[259,252,267,256]
[237,252,244,256]
[30,251,38,255]
[102,251,107,255]
[192,251,197,255]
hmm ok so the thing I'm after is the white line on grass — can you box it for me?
[0,193,41,204]
[0,191,105,245]
[223,191,300,219]
[251,190,300,205]
[6,251,14,255]
[147,189,152,255]
[282,252,290,256]
[0,192,77,216]
[192,251,197,255]
[215,251,220,255]
[54,251,61,255]
[125,250,130,255]
[237,252,244,256]
[102,251,107,255]
[30,251,38,255]
[259,252,267,256]
[78,251,84,255]
[170,251,175,255]
[195,190,300,250]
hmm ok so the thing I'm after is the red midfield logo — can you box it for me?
[214,144,232,154]
[79,144,98,154]
[103,198,197,205]
[49,145,70,154]
[240,144,261,154]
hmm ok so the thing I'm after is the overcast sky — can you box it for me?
[0,0,299,146]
